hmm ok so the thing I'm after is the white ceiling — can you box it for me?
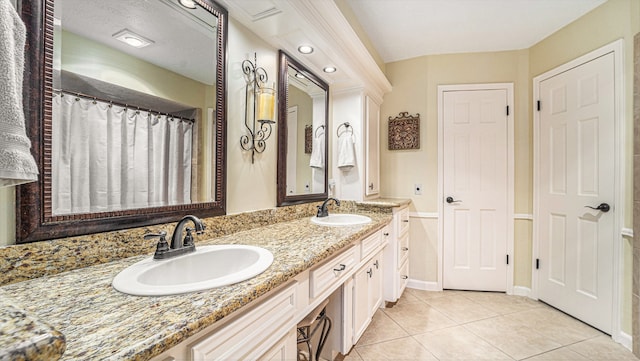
[344,0,607,63]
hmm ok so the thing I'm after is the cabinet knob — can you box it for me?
[402,247,409,251]
[402,220,409,223]
[367,268,373,278]
[374,260,379,269]
[333,264,346,272]
[383,232,389,236]
[369,183,374,190]
[401,275,408,279]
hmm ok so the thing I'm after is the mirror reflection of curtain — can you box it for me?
[51,92,192,215]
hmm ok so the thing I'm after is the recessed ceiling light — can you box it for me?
[112,29,154,48]
[298,45,314,54]
[179,0,197,9]
[295,73,306,79]
[323,66,337,73]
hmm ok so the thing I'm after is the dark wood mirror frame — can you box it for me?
[277,50,329,206]
[15,0,228,243]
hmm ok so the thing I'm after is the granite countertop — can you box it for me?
[0,211,391,360]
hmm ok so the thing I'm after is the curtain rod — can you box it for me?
[53,89,196,124]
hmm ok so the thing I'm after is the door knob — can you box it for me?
[446,196,461,204]
[585,203,610,213]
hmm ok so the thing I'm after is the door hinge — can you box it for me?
[536,100,541,111]
[506,254,509,265]
[506,105,510,116]
[536,258,540,269]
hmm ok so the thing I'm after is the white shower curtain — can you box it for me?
[52,93,192,215]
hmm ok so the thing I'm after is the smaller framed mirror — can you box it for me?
[277,51,329,206]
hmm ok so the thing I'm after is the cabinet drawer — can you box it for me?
[191,283,296,361]
[396,207,409,236]
[310,246,357,298]
[397,232,409,266]
[361,231,381,261]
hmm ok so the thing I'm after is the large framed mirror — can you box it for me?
[16,0,227,243]
[277,51,329,206]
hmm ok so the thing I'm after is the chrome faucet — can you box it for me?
[145,215,206,259]
[317,198,340,218]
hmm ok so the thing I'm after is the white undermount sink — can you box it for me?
[310,213,372,226]
[112,245,273,296]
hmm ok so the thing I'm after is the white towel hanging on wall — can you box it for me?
[309,133,324,169]
[337,132,356,169]
[0,0,38,187]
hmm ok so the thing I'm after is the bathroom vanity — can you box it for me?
[0,199,410,360]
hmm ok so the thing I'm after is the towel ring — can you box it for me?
[337,122,353,137]
[315,125,325,138]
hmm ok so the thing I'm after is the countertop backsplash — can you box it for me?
[0,199,408,286]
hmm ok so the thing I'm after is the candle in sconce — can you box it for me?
[257,86,275,122]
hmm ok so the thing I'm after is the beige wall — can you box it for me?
[381,0,638,336]
[226,18,279,214]
[380,50,532,285]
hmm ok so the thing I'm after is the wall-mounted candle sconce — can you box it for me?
[240,53,276,163]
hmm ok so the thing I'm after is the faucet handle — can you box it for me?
[183,227,195,247]
[144,231,167,240]
[145,231,169,256]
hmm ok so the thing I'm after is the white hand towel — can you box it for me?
[337,133,356,169]
[0,0,38,187]
[309,134,325,169]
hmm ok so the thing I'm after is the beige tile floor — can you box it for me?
[344,289,638,361]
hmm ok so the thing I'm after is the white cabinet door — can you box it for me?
[365,96,380,196]
[353,252,384,344]
[369,253,383,316]
[352,263,371,343]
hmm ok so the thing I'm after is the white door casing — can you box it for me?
[438,84,515,293]
[534,46,620,334]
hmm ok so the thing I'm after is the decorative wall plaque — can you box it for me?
[388,112,420,150]
[304,125,312,154]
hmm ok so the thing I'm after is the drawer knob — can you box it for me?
[402,247,409,251]
[401,275,408,279]
[333,264,346,272]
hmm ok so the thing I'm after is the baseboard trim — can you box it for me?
[615,331,632,351]
[512,286,532,298]
[407,280,440,291]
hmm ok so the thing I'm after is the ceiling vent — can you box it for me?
[234,1,282,21]
[251,7,282,21]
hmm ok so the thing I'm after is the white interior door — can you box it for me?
[443,89,508,291]
[537,52,615,333]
